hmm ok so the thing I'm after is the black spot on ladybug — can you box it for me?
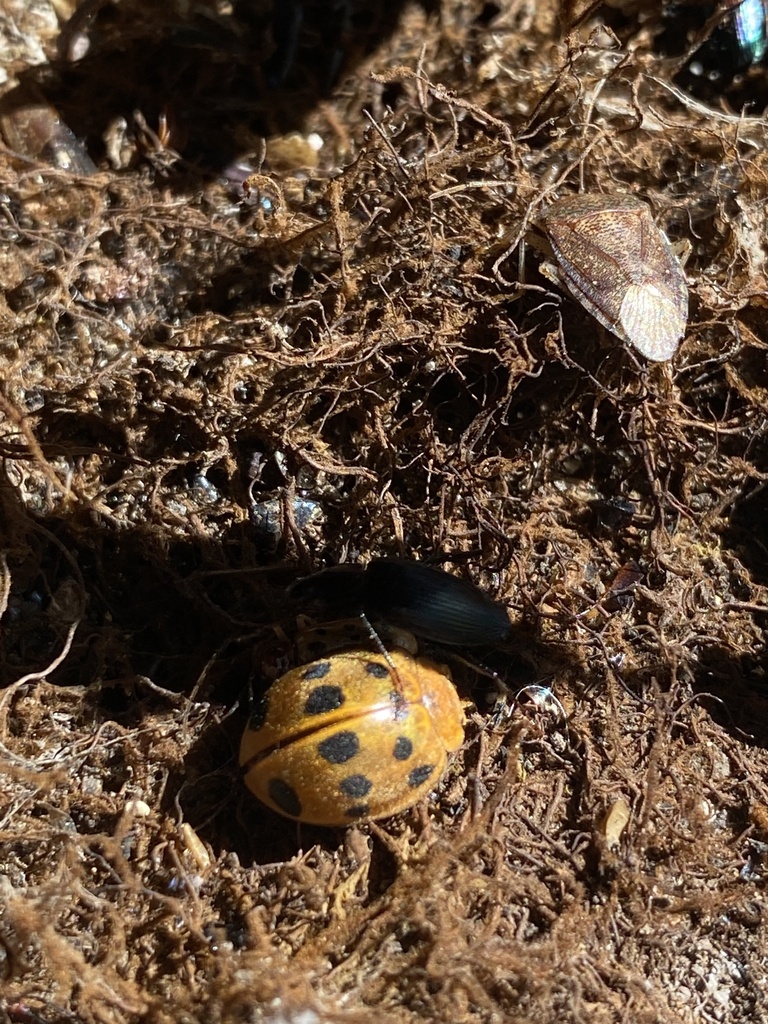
[303,684,345,716]
[318,730,359,764]
[339,774,373,798]
[248,694,269,731]
[392,736,413,761]
[365,661,390,679]
[345,803,370,819]
[408,764,435,787]
[268,778,302,817]
[302,661,332,681]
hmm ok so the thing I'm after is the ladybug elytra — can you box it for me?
[239,645,464,827]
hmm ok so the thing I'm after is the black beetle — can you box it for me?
[289,558,512,647]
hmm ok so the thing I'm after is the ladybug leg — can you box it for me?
[446,651,510,702]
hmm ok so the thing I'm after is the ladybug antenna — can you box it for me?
[358,611,407,694]
[358,611,396,665]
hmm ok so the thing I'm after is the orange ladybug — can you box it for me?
[239,645,464,827]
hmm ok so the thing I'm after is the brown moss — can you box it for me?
[0,1,767,1022]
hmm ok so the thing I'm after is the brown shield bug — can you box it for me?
[538,194,689,362]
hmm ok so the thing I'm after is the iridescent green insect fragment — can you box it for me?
[733,0,767,66]
[539,194,688,362]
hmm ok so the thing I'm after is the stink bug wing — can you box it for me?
[619,282,683,361]
[653,228,689,313]
[545,195,648,284]
[544,222,631,344]
[541,197,642,343]
[620,212,687,361]
[540,195,688,362]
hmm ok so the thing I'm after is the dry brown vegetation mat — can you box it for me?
[1,1,768,1022]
